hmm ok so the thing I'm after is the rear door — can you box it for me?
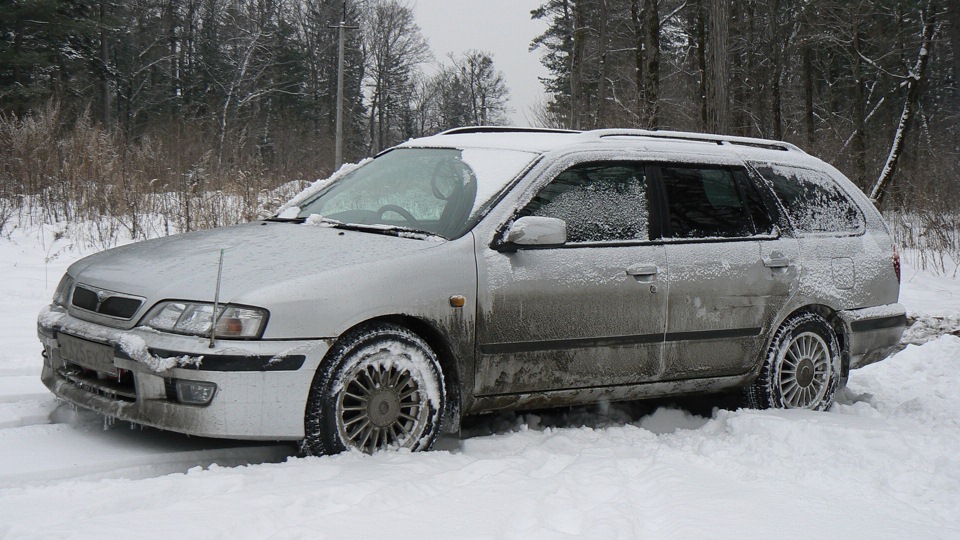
[655,164,799,379]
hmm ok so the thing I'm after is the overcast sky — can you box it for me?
[410,0,550,126]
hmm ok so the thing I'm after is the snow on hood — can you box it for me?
[66,221,445,306]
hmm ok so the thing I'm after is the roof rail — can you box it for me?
[436,126,804,153]
[440,126,581,136]
[584,129,804,153]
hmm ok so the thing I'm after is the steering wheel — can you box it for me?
[431,161,463,201]
[377,204,421,227]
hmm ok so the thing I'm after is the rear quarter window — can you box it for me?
[754,164,864,235]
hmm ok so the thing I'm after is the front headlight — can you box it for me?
[142,301,268,339]
[52,274,75,307]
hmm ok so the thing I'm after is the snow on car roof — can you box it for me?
[397,126,824,167]
[398,129,580,153]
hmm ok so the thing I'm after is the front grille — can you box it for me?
[71,286,98,311]
[71,284,144,320]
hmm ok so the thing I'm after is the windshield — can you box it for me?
[295,147,537,238]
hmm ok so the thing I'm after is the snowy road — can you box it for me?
[1,227,958,539]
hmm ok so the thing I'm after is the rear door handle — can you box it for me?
[626,264,659,278]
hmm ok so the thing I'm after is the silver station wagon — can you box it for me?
[38,127,906,454]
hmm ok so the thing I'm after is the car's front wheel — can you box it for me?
[745,312,842,411]
[302,323,445,455]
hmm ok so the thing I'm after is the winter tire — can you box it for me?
[302,324,445,455]
[745,312,842,411]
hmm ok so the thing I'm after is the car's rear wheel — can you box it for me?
[745,312,841,411]
[302,323,445,455]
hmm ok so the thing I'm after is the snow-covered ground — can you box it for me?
[1,223,958,539]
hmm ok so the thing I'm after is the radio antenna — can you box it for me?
[209,249,225,349]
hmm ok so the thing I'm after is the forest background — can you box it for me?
[0,0,957,264]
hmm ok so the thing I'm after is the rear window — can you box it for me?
[660,166,763,239]
[754,164,864,235]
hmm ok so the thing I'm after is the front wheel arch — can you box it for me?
[301,322,446,455]
[348,315,462,432]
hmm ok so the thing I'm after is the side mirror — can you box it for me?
[500,216,567,248]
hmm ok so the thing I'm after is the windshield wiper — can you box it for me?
[281,214,443,240]
[387,225,446,240]
[329,222,444,241]
[265,216,306,223]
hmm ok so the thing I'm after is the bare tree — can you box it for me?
[450,50,511,125]
[362,0,430,152]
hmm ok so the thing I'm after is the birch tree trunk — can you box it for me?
[870,0,938,207]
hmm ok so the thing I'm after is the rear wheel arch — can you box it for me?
[772,304,848,362]
[747,307,845,410]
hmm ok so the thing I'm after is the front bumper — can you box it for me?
[839,303,907,370]
[38,305,332,440]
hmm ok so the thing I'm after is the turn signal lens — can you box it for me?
[213,306,267,337]
[53,274,75,307]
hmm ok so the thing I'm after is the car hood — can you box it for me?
[68,221,445,304]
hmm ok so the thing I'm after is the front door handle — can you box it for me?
[626,264,659,280]
[763,253,791,269]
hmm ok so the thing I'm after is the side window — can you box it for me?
[755,164,864,234]
[660,166,757,239]
[521,162,649,243]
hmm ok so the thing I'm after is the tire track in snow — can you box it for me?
[0,371,294,488]
[0,375,48,404]
[0,413,294,488]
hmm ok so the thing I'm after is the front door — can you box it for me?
[474,161,667,396]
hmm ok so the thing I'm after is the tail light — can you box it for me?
[893,244,901,284]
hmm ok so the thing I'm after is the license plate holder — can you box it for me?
[58,333,117,374]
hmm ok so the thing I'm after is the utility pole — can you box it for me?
[330,2,358,170]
